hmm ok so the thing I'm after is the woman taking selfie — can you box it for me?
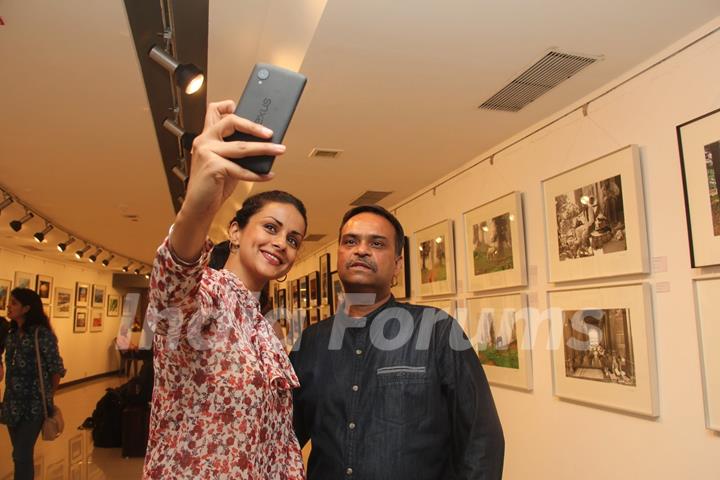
[1,288,66,480]
[143,101,306,479]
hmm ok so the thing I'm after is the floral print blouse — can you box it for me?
[142,237,304,480]
[2,325,66,427]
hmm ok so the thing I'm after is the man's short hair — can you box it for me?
[339,205,405,256]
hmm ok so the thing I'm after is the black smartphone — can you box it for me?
[223,63,307,175]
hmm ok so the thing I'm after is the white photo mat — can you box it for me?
[464,191,527,292]
[548,283,658,417]
[677,108,720,267]
[414,219,456,297]
[542,145,649,282]
[692,276,720,431]
[420,299,456,318]
[54,287,73,318]
[466,293,532,391]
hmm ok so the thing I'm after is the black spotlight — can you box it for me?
[88,248,103,263]
[0,196,13,213]
[10,212,33,232]
[57,236,75,252]
[122,262,133,273]
[163,119,197,150]
[134,268,141,275]
[149,45,204,94]
[102,255,115,267]
[33,224,53,243]
[75,245,91,259]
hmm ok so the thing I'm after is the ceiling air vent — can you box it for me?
[479,50,602,112]
[304,234,326,242]
[309,148,344,159]
[349,191,393,206]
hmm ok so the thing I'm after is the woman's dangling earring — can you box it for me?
[230,242,240,253]
[277,274,287,283]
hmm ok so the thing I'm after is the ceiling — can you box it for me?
[1,0,719,271]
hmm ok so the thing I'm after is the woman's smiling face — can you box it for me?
[233,201,306,288]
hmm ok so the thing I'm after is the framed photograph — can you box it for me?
[68,433,84,465]
[288,309,306,346]
[466,293,532,391]
[414,219,456,297]
[308,271,319,307]
[419,299,456,318]
[548,283,658,416]
[75,282,90,308]
[74,308,88,333]
[464,192,527,292]
[91,284,106,308]
[14,271,35,290]
[0,278,11,315]
[319,253,332,306]
[309,307,320,325]
[107,294,120,317]
[299,275,309,309]
[33,456,44,480]
[289,278,299,310]
[277,289,288,327]
[542,145,649,282]
[54,287,73,318]
[69,464,82,480]
[90,309,103,332]
[45,458,66,480]
[35,274,53,304]
[692,276,720,431]
[331,271,344,315]
[391,236,411,299]
[677,108,720,266]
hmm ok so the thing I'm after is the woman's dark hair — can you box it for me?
[9,288,53,333]
[209,190,308,270]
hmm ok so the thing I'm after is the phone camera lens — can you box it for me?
[258,68,270,80]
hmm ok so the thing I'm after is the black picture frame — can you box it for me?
[677,107,720,267]
[299,275,309,309]
[309,271,319,307]
[319,253,332,307]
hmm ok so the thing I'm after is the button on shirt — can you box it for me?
[290,297,505,479]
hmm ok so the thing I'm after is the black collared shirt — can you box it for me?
[290,297,504,480]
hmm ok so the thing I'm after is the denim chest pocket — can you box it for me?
[374,366,429,426]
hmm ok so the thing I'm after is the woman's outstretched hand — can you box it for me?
[170,100,286,263]
[184,100,286,218]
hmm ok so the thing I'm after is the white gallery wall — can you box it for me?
[288,17,720,479]
[0,247,125,385]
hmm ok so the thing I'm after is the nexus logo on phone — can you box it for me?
[256,98,272,124]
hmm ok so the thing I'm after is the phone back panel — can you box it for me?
[228,64,307,174]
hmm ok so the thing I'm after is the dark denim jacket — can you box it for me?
[290,297,504,480]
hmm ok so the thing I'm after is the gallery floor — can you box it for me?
[0,377,144,480]
[0,376,312,479]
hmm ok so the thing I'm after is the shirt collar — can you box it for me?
[335,295,397,328]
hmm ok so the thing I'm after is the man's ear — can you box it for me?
[394,254,403,277]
